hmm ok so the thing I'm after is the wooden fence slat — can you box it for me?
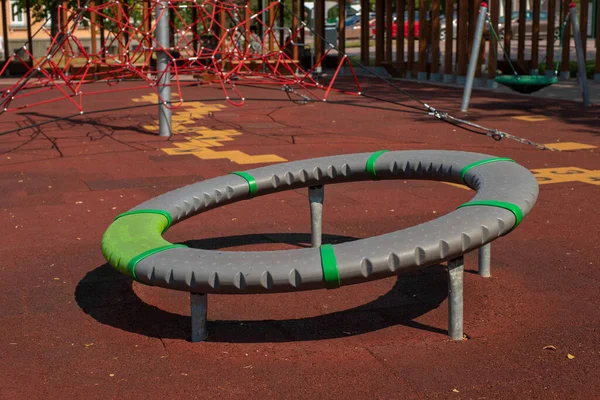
[444,0,454,78]
[457,0,468,76]
[360,0,370,65]
[468,0,475,54]
[560,0,571,76]
[396,0,405,63]
[314,0,324,61]
[385,0,393,62]
[475,0,484,77]
[418,0,427,75]
[375,0,384,65]
[596,0,600,76]
[431,0,441,76]
[531,0,540,71]
[580,0,588,60]
[547,0,556,73]
[488,0,499,80]
[504,0,512,60]
[517,0,526,62]
[338,0,346,58]
[1,0,9,63]
[407,0,415,75]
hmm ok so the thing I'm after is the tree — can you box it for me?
[15,0,82,38]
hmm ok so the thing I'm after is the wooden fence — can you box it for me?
[313,0,600,82]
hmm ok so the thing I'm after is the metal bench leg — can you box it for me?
[191,293,208,342]
[309,185,324,247]
[478,243,491,278]
[448,256,464,341]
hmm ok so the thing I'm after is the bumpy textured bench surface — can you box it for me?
[101,150,538,294]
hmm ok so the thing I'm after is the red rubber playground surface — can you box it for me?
[0,79,599,399]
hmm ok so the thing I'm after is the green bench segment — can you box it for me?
[320,244,340,289]
[231,171,258,197]
[366,150,389,177]
[457,200,524,231]
[460,157,514,182]
[101,210,183,279]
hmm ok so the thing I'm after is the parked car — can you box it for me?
[496,11,560,40]
[344,15,376,40]
[304,1,361,30]
[370,12,421,38]
[303,2,362,43]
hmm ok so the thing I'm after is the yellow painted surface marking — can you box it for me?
[445,166,600,189]
[512,115,549,122]
[132,92,179,103]
[532,167,600,185]
[544,142,598,151]
[132,93,286,164]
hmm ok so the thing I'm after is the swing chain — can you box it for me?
[425,103,446,119]
[440,113,557,151]
[282,84,310,104]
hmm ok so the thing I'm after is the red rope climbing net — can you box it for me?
[0,0,361,115]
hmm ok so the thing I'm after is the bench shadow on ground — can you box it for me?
[75,233,449,343]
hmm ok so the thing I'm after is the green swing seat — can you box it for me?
[495,75,559,94]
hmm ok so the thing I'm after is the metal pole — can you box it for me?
[190,293,208,342]
[478,243,491,278]
[308,185,324,247]
[460,2,487,111]
[569,4,591,107]
[447,256,464,340]
[156,0,172,137]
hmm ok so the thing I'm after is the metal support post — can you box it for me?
[156,0,172,137]
[190,293,208,342]
[478,243,491,278]
[308,185,324,247]
[460,2,488,112]
[447,256,464,340]
[569,4,591,107]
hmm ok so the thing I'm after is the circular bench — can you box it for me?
[101,150,538,341]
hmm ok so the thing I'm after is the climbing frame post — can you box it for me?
[460,2,487,112]
[569,4,591,107]
[448,256,464,340]
[478,243,491,277]
[190,293,208,342]
[309,185,324,247]
[156,0,172,137]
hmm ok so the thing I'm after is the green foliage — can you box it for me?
[538,60,596,79]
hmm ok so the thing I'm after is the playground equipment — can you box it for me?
[0,0,559,151]
[101,150,539,342]
[462,2,590,109]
